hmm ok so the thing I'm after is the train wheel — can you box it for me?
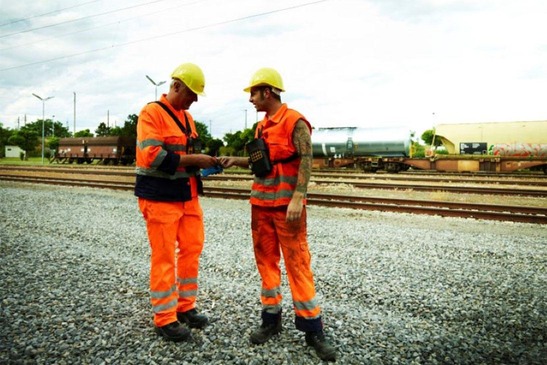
[360,163,374,173]
[385,163,401,173]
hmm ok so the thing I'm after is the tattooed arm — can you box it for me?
[286,119,312,221]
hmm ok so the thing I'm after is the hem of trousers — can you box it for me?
[262,309,282,324]
[295,315,323,333]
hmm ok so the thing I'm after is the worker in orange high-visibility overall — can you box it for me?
[135,62,219,342]
[218,68,336,362]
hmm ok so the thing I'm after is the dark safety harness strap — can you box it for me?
[151,101,191,136]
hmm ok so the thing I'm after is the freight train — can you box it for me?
[52,136,136,165]
[311,121,547,173]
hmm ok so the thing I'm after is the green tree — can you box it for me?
[0,124,15,158]
[206,138,224,156]
[120,114,138,138]
[109,126,123,136]
[51,121,70,138]
[20,120,41,136]
[8,130,39,155]
[48,137,60,153]
[75,129,93,137]
[95,122,111,136]
[421,129,442,147]
[194,120,211,145]
[223,131,245,155]
[19,119,69,138]
[223,126,256,156]
[411,141,426,158]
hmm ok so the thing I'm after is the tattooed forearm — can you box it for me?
[293,119,312,194]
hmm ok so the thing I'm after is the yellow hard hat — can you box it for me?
[243,67,285,92]
[171,63,206,96]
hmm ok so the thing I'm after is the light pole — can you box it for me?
[73,92,76,136]
[145,75,166,100]
[32,93,54,164]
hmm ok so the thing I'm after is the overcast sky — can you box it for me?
[1,0,546,139]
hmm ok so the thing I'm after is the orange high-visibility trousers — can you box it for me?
[251,205,323,332]
[138,197,204,327]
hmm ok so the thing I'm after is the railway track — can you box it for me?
[317,168,547,179]
[2,166,546,197]
[4,165,547,184]
[1,175,545,224]
[312,172,547,187]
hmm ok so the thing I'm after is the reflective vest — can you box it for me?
[250,103,311,207]
[135,95,200,201]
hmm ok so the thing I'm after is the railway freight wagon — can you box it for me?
[312,127,413,172]
[54,137,86,163]
[312,121,547,173]
[417,120,547,173]
[54,136,136,165]
[432,121,547,155]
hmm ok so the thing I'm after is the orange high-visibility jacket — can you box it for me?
[135,95,200,201]
[250,103,312,207]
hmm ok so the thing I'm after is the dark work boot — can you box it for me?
[155,321,192,342]
[177,309,208,329]
[305,331,336,362]
[250,320,282,344]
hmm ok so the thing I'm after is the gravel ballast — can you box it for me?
[0,181,545,365]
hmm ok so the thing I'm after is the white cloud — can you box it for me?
[1,0,546,138]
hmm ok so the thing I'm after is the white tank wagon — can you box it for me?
[312,127,355,158]
[311,127,413,172]
[312,127,412,158]
[351,127,412,157]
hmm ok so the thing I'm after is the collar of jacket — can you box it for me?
[263,103,288,126]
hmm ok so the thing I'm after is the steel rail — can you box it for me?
[201,187,547,224]
[2,165,546,186]
[1,167,546,197]
[349,182,547,197]
[1,175,545,224]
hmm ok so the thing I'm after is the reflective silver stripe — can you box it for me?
[293,298,318,311]
[150,284,177,299]
[261,287,281,298]
[164,144,186,152]
[254,175,298,186]
[251,175,299,201]
[179,289,197,298]
[298,312,321,320]
[251,188,295,201]
[264,305,282,314]
[138,138,163,149]
[178,277,197,285]
[136,166,198,179]
[150,149,167,168]
[137,138,187,152]
[152,298,178,313]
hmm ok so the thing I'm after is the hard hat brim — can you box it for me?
[243,83,284,93]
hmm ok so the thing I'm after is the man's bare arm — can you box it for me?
[292,119,312,196]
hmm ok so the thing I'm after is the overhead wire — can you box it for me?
[0,0,102,28]
[0,0,178,39]
[0,0,204,52]
[0,0,331,72]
